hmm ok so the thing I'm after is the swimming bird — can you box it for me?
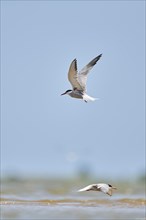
[61,54,102,102]
[78,183,117,196]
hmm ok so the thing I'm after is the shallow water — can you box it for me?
[1,177,146,219]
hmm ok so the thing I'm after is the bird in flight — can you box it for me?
[61,54,102,102]
[78,183,117,196]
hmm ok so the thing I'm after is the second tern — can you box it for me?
[78,183,117,196]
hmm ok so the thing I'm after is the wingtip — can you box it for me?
[78,188,88,192]
[78,189,84,192]
[91,54,102,65]
[70,58,77,64]
[69,58,77,71]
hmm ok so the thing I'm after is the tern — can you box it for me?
[78,183,117,196]
[61,54,102,102]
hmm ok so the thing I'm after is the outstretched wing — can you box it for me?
[78,184,97,192]
[68,59,83,91]
[78,54,102,91]
[106,188,112,196]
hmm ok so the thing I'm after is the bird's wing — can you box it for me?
[77,54,102,91]
[68,59,83,91]
[78,184,97,192]
[107,188,112,196]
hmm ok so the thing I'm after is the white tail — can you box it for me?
[83,94,98,102]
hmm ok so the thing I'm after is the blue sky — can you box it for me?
[1,1,145,179]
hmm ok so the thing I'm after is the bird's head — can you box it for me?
[61,89,72,96]
[108,184,117,190]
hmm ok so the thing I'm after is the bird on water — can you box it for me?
[61,54,102,102]
[78,183,117,196]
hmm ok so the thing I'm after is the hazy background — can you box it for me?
[1,1,145,180]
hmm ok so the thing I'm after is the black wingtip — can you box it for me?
[95,53,102,62]
[98,53,102,59]
[73,58,77,71]
[89,54,102,66]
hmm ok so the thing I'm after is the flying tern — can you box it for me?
[78,183,117,196]
[61,54,102,102]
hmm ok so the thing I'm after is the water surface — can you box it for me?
[1,177,145,219]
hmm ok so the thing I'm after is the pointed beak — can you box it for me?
[112,186,117,190]
[61,92,66,96]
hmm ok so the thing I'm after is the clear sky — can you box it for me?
[1,1,145,179]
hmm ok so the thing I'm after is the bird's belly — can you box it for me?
[69,93,82,99]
